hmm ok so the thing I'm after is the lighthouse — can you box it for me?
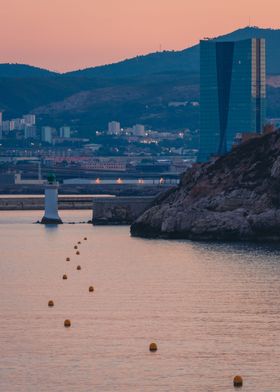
[41,174,63,224]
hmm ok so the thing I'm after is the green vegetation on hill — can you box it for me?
[1,27,280,133]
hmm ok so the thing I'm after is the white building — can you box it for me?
[23,114,36,126]
[59,126,71,138]
[13,118,25,130]
[132,124,145,136]
[108,121,121,135]
[41,126,54,143]
[2,120,13,131]
[24,125,37,139]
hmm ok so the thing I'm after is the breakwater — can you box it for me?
[0,195,93,210]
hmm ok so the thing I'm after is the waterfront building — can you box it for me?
[108,121,121,135]
[199,38,266,162]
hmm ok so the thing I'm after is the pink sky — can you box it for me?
[1,0,280,72]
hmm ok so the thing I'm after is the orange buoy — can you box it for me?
[48,300,54,307]
[149,342,158,352]
[89,286,94,292]
[74,245,78,249]
[66,257,70,261]
[77,265,81,270]
[76,251,80,255]
[84,237,87,240]
[64,319,71,327]
[233,376,243,388]
[63,274,68,280]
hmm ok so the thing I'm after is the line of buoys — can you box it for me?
[48,237,90,329]
[149,342,158,352]
[233,375,243,388]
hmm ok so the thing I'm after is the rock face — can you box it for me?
[92,197,155,225]
[131,131,280,241]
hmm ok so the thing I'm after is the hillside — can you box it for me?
[1,27,280,132]
[0,64,58,78]
[65,27,280,78]
[131,130,280,241]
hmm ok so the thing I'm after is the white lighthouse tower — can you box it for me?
[41,174,62,224]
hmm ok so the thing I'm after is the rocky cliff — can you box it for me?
[131,131,280,241]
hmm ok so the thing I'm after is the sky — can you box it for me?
[1,0,280,72]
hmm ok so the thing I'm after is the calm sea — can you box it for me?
[1,210,280,391]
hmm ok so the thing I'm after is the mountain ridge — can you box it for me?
[1,26,280,78]
[1,26,280,132]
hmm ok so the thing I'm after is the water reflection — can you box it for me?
[1,212,280,392]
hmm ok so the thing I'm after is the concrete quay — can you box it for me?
[0,195,93,210]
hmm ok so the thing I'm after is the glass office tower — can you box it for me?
[199,38,266,162]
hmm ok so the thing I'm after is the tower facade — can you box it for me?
[199,38,266,162]
[41,174,62,224]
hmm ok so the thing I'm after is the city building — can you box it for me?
[2,120,13,132]
[132,124,145,136]
[24,125,37,139]
[41,126,54,143]
[199,38,266,162]
[23,114,36,126]
[59,126,71,138]
[108,121,121,135]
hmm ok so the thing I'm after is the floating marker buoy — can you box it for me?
[149,342,158,352]
[89,286,94,292]
[48,300,54,307]
[233,375,243,388]
[77,265,81,270]
[76,251,80,255]
[74,245,78,249]
[66,257,70,261]
[84,237,87,240]
[64,319,71,327]
[63,274,68,280]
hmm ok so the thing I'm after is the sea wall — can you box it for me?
[0,196,93,210]
[92,196,155,225]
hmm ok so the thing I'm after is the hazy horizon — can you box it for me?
[1,0,280,72]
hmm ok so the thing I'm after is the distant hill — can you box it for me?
[65,27,280,78]
[1,26,280,133]
[0,64,58,78]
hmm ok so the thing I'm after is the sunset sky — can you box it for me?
[1,0,280,72]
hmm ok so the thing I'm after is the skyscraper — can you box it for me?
[199,38,266,162]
